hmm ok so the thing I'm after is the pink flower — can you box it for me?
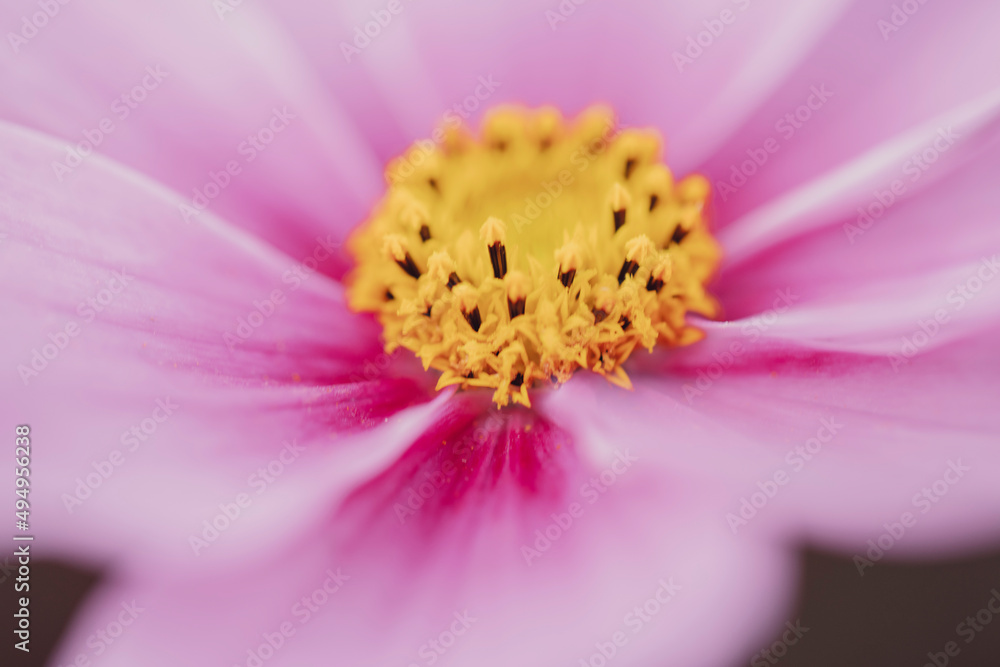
[3,1,1000,665]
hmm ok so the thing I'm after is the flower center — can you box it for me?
[347,106,721,407]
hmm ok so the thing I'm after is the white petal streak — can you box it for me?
[675,0,854,172]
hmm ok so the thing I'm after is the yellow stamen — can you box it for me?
[479,216,507,245]
[625,235,655,263]
[647,252,673,293]
[382,234,408,262]
[505,270,530,320]
[554,238,582,288]
[609,182,632,232]
[426,250,457,286]
[347,106,721,407]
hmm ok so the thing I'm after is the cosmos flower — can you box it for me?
[3,0,1000,666]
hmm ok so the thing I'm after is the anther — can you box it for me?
[483,109,522,153]
[624,158,637,179]
[535,107,562,150]
[506,271,529,320]
[347,106,721,408]
[480,216,508,279]
[615,130,661,170]
[644,166,672,213]
[453,284,482,332]
[616,263,634,285]
[399,199,430,234]
[618,235,655,285]
[677,174,710,203]
[384,234,421,279]
[670,225,689,245]
[646,253,673,293]
[592,284,616,323]
[609,183,631,233]
[554,240,581,288]
[427,250,459,288]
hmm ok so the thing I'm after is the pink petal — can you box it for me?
[267,0,849,167]
[52,393,794,667]
[0,0,382,267]
[0,123,434,570]
[563,328,1000,556]
[704,138,1000,355]
[718,89,1000,266]
[700,0,1000,227]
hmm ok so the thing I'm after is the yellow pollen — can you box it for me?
[426,250,455,283]
[505,270,530,304]
[554,239,581,271]
[452,282,479,314]
[624,235,655,263]
[347,106,721,407]
[400,202,429,233]
[592,282,618,315]
[651,253,673,281]
[480,216,507,246]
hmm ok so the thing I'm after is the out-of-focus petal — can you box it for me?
[560,329,1000,556]
[705,135,1000,355]
[0,122,434,571]
[719,89,1000,267]
[700,0,1000,226]
[51,392,794,667]
[264,0,849,167]
[0,0,382,269]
